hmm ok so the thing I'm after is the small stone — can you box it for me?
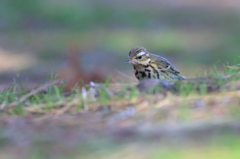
[137,79,177,93]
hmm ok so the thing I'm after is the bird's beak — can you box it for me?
[126,59,133,64]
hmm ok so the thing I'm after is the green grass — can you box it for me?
[0,63,239,118]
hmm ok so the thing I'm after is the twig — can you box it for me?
[4,80,63,110]
[114,69,137,81]
[24,101,65,112]
[184,72,240,82]
[55,97,80,115]
[82,87,88,110]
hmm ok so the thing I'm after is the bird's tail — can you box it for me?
[178,75,186,80]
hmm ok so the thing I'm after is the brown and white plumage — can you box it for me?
[126,46,185,80]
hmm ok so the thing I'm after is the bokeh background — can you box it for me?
[1,1,240,159]
[1,0,240,84]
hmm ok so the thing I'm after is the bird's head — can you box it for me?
[126,46,151,66]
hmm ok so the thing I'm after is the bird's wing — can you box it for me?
[151,54,180,74]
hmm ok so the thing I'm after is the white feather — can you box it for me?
[137,52,145,56]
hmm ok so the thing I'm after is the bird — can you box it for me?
[126,46,185,81]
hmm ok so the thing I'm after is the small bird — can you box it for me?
[126,46,185,81]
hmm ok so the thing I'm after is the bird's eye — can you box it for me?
[137,56,142,59]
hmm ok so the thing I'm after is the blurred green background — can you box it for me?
[0,0,240,81]
[1,1,240,158]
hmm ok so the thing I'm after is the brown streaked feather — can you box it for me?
[150,53,180,74]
